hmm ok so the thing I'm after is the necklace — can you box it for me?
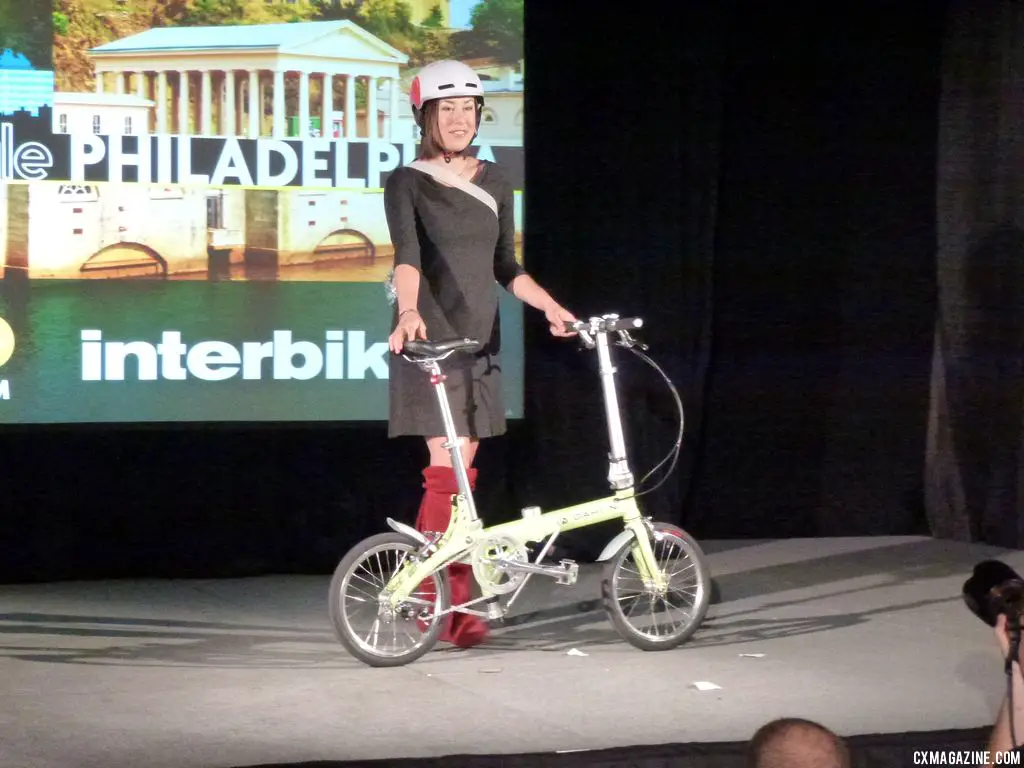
[437,154,477,178]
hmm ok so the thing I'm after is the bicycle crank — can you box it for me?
[493,557,580,587]
[471,535,531,595]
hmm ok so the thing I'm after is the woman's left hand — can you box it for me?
[545,302,577,337]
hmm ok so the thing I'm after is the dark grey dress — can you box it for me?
[384,160,525,439]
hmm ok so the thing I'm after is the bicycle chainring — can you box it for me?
[471,535,530,595]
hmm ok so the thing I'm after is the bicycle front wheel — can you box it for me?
[329,531,450,667]
[602,522,710,651]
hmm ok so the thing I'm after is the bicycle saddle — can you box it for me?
[401,338,481,360]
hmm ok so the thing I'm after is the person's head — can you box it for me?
[409,60,484,159]
[747,718,850,768]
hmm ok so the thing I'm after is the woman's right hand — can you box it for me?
[389,309,427,353]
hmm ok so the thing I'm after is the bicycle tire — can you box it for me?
[602,522,711,651]
[329,531,450,668]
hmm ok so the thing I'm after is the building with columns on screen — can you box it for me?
[87,19,409,140]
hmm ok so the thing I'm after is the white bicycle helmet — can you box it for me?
[409,59,484,128]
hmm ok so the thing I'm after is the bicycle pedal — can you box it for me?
[556,559,579,586]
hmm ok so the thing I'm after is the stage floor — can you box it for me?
[0,535,1018,768]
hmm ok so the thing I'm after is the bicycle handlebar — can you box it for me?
[566,316,644,334]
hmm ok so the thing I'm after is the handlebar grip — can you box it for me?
[565,317,644,334]
[606,317,643,331]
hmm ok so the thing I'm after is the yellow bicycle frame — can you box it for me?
[383,487,666,609]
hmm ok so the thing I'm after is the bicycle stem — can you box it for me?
[595,329,635,491]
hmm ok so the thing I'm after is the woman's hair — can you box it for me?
[418,100,446,159]
[418,98,481,159]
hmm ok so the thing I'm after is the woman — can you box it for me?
[384,59,576,648]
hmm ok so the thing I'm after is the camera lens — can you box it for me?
[963,560,1024,626]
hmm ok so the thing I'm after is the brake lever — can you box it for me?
[616,330,648,351]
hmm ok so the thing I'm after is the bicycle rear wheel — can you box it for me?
[329,531,450,667]
[602,522,710,651]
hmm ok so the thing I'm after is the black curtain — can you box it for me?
[509,2,724,558]
[926,0,1024,547]
[686,4,942,539]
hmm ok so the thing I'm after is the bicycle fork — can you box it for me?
[593,326,668,593]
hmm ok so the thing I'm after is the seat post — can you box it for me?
[428,362,480,523]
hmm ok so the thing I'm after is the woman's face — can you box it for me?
[436,97,478,153]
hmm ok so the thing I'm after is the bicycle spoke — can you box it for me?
[353,567,384,591]
[625,593,643,619]
[662,595,691,621]
[364,618,380,647]
[346,581,380,601]
[668,562,696,579]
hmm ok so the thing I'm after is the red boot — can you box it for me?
[415,465,490,648]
